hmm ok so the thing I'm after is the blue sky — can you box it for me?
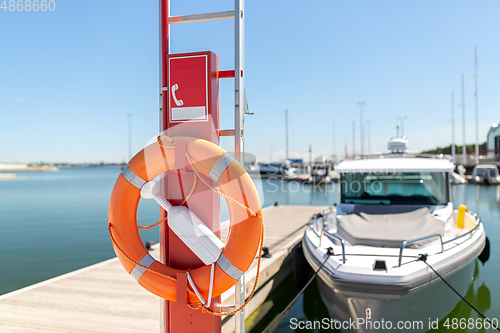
[1,0,499,163]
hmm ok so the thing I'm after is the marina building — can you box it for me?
[487,123,500,157]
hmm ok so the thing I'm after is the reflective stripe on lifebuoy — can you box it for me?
[108,136,263,303]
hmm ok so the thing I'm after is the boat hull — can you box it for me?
[315,260,475,333]
[302,221,486,333]
[469,177,500,185]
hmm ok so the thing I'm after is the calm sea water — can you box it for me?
[0,167,156,295]
[0,168,498,332]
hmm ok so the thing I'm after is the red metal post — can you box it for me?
[160,2,221,332]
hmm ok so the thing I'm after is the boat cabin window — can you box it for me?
[340,172,448,205]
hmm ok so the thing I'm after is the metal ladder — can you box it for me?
[159,1,249,332]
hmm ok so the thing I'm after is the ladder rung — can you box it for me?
[218,70,244,79]
[220,305,236,312]
[218,129,236,137]
[169,11,235,24]
[219,70,235,79]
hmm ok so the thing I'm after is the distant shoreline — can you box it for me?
[55,163,126,168]
[0,162,126,172]
[0,163,59,172]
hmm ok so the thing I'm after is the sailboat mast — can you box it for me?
[333,122,336,157]
[451,91,455,163]
[285,109,289,161]
[474,47,479,164]
[462,74,466,165]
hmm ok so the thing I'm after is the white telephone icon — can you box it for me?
[171,84,184,106]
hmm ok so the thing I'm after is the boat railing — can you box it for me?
[398,234,443,267]
[353,152,451,160]
[322,230,346,263]
[398,218,482,267]
[318,207,335,246]
[443,218,481,245]
[308,211,346,264]
[309,210,481,268]
[307,215,322,239]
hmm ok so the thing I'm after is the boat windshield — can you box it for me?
[475,167,499,177]
[340,172,448,205]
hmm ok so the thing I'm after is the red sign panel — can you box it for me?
[168,55,208,123]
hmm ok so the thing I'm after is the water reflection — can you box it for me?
[476,185,481,216]
[253,260,492,333]
[438,261,492,332]
[453,184,500,218]
[247,277,336,333]
[301,277,336,332]
[246,278,300,333]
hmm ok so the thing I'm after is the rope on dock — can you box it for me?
[261,247,334,333]
[418,254,499,331]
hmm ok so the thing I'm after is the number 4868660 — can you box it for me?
[1,0,56,11]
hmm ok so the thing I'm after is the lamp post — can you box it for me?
[332,122,336,157]
[127,113,132,160]
[397,116,408,137]
[358,102,365,154]
[352,121,355,156]
[285,109,289,161]
[345,137,348,159]
[367,120,372,154]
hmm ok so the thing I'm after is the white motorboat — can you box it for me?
[247,161,298,177]
[451,171,468,184]
[469,164,500,185]
[309,162,331,183]
[302,149,487,332]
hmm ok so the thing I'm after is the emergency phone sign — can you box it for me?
[168,54,208,123]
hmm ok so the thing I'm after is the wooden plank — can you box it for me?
[0,205,327,332]
[0,252,160,332]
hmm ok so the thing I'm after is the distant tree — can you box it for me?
[421,142,487,154]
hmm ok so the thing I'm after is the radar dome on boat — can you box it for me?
[388,137,409,153]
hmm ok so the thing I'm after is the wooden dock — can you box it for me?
[0,205,327,333]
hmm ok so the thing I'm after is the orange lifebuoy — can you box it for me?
[108,136,263,303]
